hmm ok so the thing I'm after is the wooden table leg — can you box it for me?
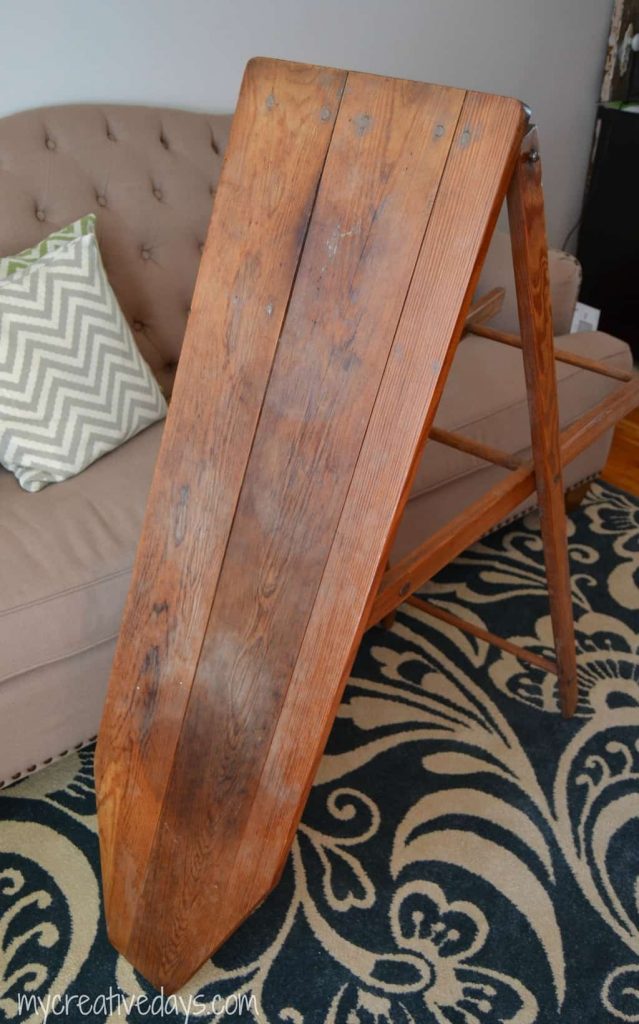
[507,124,578,717]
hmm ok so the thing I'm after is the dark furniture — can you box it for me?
[577,104,639,358]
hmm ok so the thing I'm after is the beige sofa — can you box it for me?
[0,104,632,786]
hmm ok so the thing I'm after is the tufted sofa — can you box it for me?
[0,103,632,786]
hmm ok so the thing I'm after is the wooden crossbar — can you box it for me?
[406,595,559,674]
[472,323,634,382]
[370,464,536,625]
[429,425,522,469]
[369,376,639,627]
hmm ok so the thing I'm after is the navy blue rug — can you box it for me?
[1,480,638,1023]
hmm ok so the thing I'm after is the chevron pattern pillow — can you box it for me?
[0,213,96,279]
[0,233,167,492]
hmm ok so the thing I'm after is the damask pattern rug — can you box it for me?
[1,480,638,1024]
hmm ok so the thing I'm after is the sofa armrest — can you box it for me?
[475,230,582,336]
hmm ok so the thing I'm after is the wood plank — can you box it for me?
[117,68,469,988]
[212,89,525,985]
[472,322,634,382]
[507,126,578,717]
[95,57,348,952]
[406,595,559,674]
[429,425,523,469]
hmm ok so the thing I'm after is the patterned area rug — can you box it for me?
[1,480,638,1024]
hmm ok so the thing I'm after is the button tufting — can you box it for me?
[141,248,151,260]
[45,137,56,151]
[97,195,107,207]
[133,320,144,331]
[35,209,45,222]
[106,129,116,142]
[159,134,169,150]
[153,188,162,201]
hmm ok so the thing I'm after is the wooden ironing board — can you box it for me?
[95,58,639,992]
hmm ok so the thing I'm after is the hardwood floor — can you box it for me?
[601,406,639,497]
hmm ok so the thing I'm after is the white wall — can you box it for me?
[3,0,612,246]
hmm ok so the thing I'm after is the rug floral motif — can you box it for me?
[1,481,638,1023]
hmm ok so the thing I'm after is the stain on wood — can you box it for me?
[95,56,349,953]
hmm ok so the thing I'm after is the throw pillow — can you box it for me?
[0,232,166,492]
[0,213,96,279]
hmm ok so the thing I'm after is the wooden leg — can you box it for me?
[565,480,592,514]
[507,125,578,718]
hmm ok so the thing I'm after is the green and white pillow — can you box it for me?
[0,232,166,493]
[0,213,96,279]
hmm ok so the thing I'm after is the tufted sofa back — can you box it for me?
[0,104,232,397]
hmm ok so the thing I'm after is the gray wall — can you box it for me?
[3,0,612,246]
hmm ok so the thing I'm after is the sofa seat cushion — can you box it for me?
[475,230,581,335]
[1,330,631,691]
[0,421,162,686]
[414,330,632,499]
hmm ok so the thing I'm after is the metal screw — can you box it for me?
[399,582,411,597]
[528,149,540,164]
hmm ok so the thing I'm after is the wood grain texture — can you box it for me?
[98,61,479,989]
[210,88,525,983]
[126,70,468,986]
[507,126,578,718]
[98,59,609,992]
[95,57,348,950]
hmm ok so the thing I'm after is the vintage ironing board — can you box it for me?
[95,58,639,992]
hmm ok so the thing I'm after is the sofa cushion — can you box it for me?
[0,421,162,685]
[0,331,630,690]
[476,230,581,336]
